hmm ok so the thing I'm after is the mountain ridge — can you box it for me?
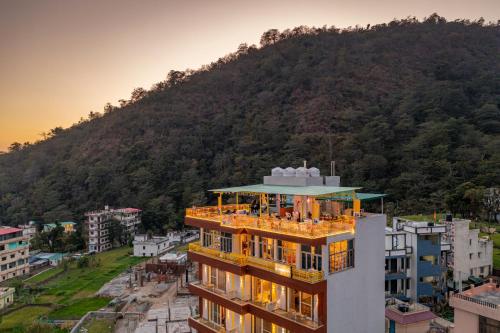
[1,15,499,232]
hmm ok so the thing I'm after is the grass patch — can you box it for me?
[0,305,52,331]
[48,297,110,319]
[3,247,144,330]
[81,318,115,333]
[25,267,64,285]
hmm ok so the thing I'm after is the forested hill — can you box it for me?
[0,15,499,232]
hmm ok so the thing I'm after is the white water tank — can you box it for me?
[271,167,284,177]
[283,167,296,177]
[308,167,320,177]
[296,167,308,177]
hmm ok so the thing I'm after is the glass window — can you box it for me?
[277,240,296,265]
[259,237,273,260]
[479,315,500,333]
[210,266,217,286]
[217,269,226,291]
[329,239,354,273]
[301,292,313,319]
[301,244,312,270]
[220,232,232,253]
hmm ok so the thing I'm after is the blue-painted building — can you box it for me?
[385,218,451,304]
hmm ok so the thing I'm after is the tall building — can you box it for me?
[0,227,30,282]
[186,167,386,333]
[450,279,500,333]
[442,217,493,282]
[385,228,412,300]
[386,218,451,304]
[86,206,141,253]
[17,221,37,242]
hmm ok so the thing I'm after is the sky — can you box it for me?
[0,0,499,151]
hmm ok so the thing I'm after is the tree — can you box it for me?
[484,188,500,223]
[8,142,22,152]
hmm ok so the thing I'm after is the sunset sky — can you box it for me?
[1,0,498,151]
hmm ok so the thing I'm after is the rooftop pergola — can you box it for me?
[208,184,386,218]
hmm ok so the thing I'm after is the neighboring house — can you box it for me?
[0,288,15,310]
[29,252,66,266]
[450,279,500,333]
[86,206,141,253]
[0,227,30,282]
[387,218,451,304]
[159,252,187,264]
[385,298,454,333]
[43,221,77,233]
[385,228,412,300]
[442,217,493,282]
[133,234,173,257]
[17,221,37,241]
[187,167,387,333]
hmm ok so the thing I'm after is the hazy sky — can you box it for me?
[0,0,498,151]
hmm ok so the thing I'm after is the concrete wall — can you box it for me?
[453,308,478,333]
[449,219,493,281]
[327,214,386,333]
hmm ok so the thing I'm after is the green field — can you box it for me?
[0,305,52,330]
[0,246,144,332]
[25,267,64,285]
[80,318,115,333]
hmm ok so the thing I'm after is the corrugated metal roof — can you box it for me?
[209,184,361,196]
[0,227,22,235]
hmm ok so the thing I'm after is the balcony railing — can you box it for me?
[186,205,354,238]
[189,242,324,283]
[191,282,323,330]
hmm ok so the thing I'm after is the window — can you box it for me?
[220,232,232,253]
[217,269,226,291]
[249,235,256,257]
[259,237,274,260]
[300,292,313,318]
[469,239,472,246]
[470,253,473,260]
[479,315,500,333]
[207,301,225,327]
[301,245,312,270]
[329,239,354,273]
[208,266,226,292]
[277,240,296,265]
[478,252,482,258]
[420,255,437,265]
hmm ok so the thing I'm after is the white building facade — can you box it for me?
[443,217,493,281]
[133,234,172,257]
[87,206,142,253]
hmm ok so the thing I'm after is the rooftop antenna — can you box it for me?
[330,161,335,176]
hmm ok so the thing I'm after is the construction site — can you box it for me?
[72,253,199,333]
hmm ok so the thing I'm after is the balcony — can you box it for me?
[189,242,323,284]
[189,315,239,333]
[186,205,354,239]
[189,281,324,332]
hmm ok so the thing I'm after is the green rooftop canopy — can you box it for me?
[317,192,387,202]
[210,184,361,197]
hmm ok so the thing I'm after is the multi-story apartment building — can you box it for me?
[386,218,450,304]
[186,167,386,333]
[86,206,141,253]
[442,216,493,282]
[0,227,30,282]
[385,228,412,300]
[17,221,37,242]
[450,278,500,333]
